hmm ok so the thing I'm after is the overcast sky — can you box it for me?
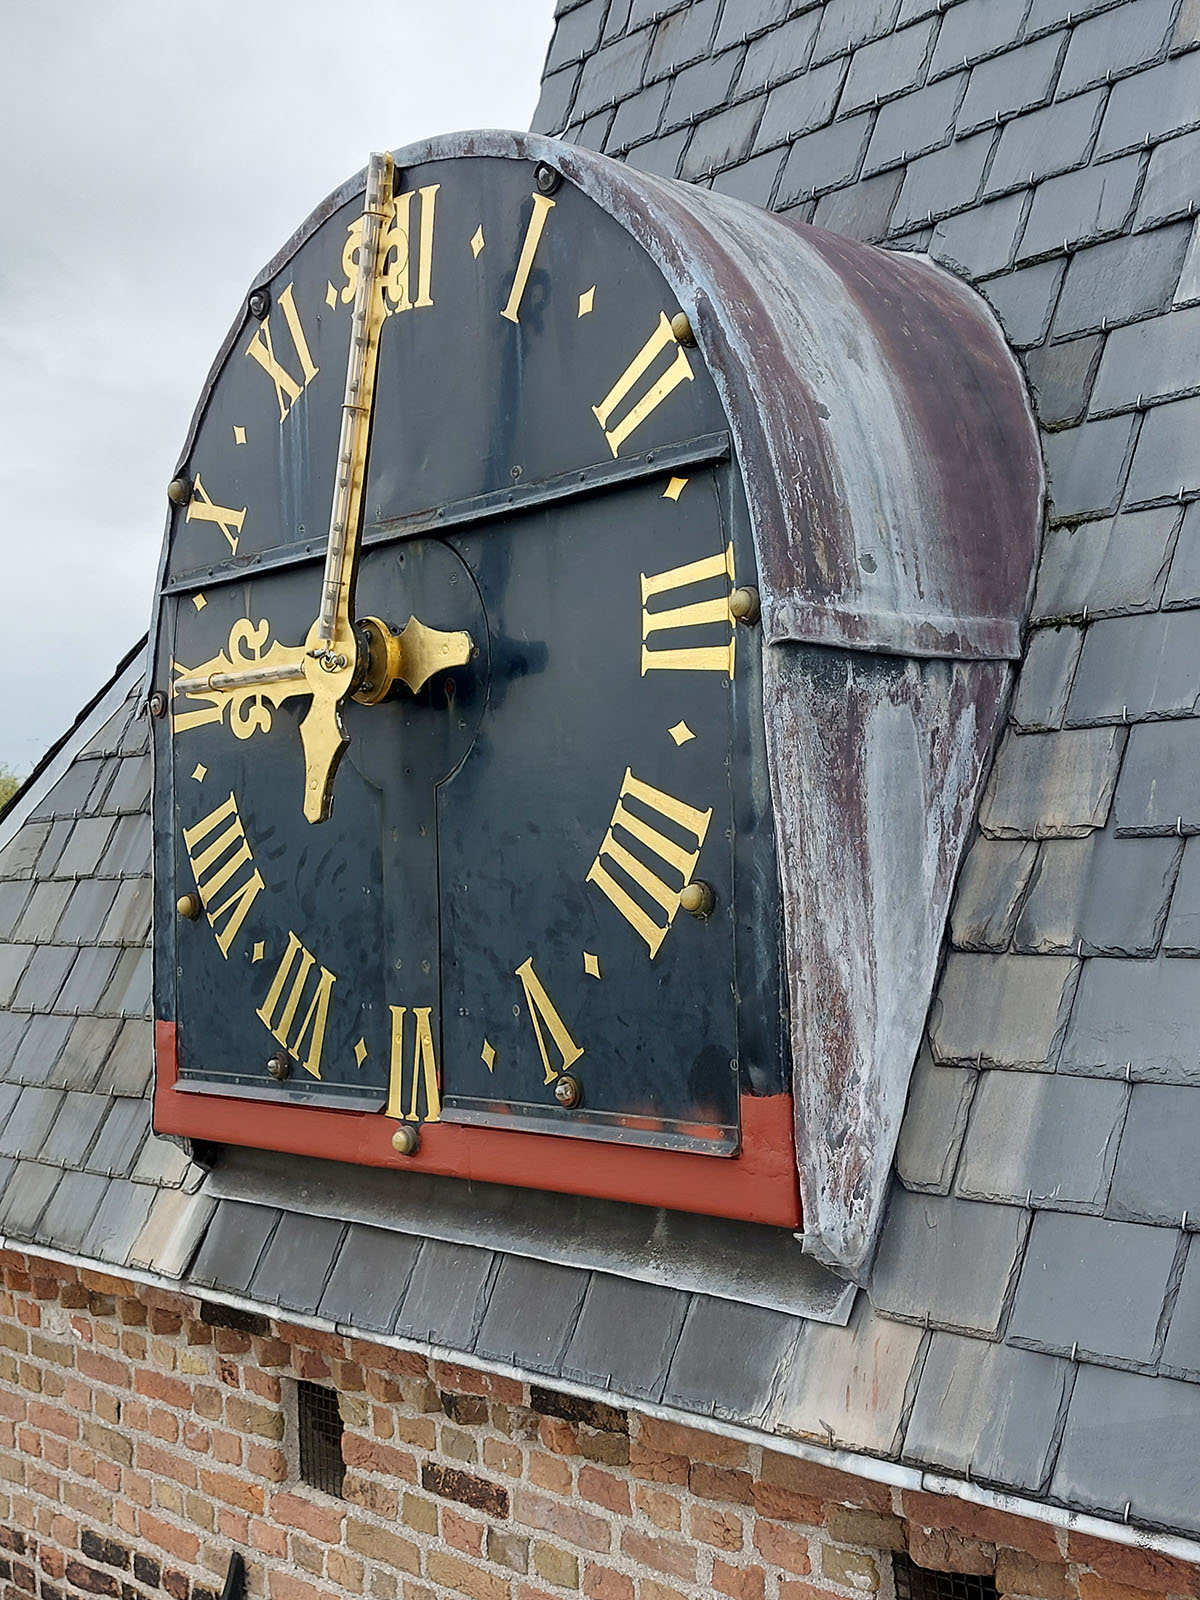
[0,0,553,774]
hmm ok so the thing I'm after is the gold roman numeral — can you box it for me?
[185,473,247,555]
[245,282,319,423]
[256,931,336,1079]
[181,792,264,958]
[342,186,439,315]
[515,957,584,1085]
[386,1004,441,1122]
[592,312,694,457]
[500,192,555,324]
[586,770,713,959]
[641,544,736,675]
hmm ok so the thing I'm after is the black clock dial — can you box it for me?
[153,144,784,1174]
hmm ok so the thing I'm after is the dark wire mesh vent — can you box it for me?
[893,1555,999,1600]
[297,1381,345,1497]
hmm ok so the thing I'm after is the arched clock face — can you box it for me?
[152,141,791,1224]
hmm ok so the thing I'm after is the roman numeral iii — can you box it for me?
[256,932,336,1080]
[245,282,319,423]
[515,957,583,1085]
[641,544,736,675]
[180,793,264,958]
[586,771,713,958]
[592,311,694,456]
[386,1005,442,1122]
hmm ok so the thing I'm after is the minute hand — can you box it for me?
[297,149,395,824]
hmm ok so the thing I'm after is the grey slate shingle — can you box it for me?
[1032,507,1178,620]
[1139,130,1200,231]
[574,30,654,119]
[1161,1242,1200,1374]
[11,1015,77,1089]
[53,817,117,879]
[1013,830,1181,956]
[318,1223,421,1332]
[98,879,152,945]
[396,1238,496,1348]
[709,148,788,205]
[189,1200,281,1291]
[55,948,123,1017]
[1011,625,1084,730]
[475,1255,589,1371]
[562,1273,689,1401]
[36,1170,113,1254]
[979,258,1065,346]
[250,1212,346,1313]
[904,1333,1071,1491]
[1163,836,1200,953]
[81,1178,157,1265]
[755,59,846,146]
[623,129,690,178]
[1115,719,1200,836]
[957,1069,1126,1206]
[714,0,791,50]
[738,12,825,95]
[645,0,720,78]
[980,727,1124,839]
[92,1018,152,1095]
[86,1096,151,1177]
[812,168,904,240]
[664,1295,799,1423]
[870,1189,1028,1333]
[1022,335,1103,430]
[811,0,901,64]
[58,880,121,946]
[608,81,669,149]
[1061,957,1200,1081]
[1009,1211,1177,1363]
[1042,413,1138,519]
[1176,218,1200,308]
[891,128,993,230]
[1053,1364,1200,1533]
[1124,395,1200,505]
[11,945,74,1012]
[0,1160,60,1239]
[38,1090,110,1169]
[663,51,743,132]
[894,1055,976,1193]
[949,836,1039,950]
[928,0,1028,77]
[680,99,765,178]
[531,66,581,136]
[1091,307,1200,416]
[1109,1084,1200,1225]
[1055,0,1175,98]
[1067,611,1200,725]
[0,1087,65,1161]
[1019,155,1142,263]
[840,19,935,112]
[931,952,1079,1067]
[776,113,873,203]
[1053,223,1193,337]
[1093,50,1200,159]
[544,0,606,71]
[929,192,1025,278]
[865,74,965,174]
[958,35,1065,134]
[0,821,51,882]
[1164,501,1200,607]
[13,882,73,945]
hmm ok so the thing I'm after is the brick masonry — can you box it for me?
[1,1249,1197,1600]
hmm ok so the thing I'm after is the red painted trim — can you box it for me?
[155,1020,801,1228]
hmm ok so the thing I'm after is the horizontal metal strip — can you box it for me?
[163,431,730,597]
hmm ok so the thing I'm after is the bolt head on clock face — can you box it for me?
[152,138,790,1223]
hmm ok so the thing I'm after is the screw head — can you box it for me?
[729,586,761,625]
[534,162,562,195]
[248,287,271,320]
[554,1074,583,1109]
[167,475,192,507]
[266,1052,292,1081]
[176,892,202,921]
[391,1124,421,1156]
[670,311,694,346]
[147,691,167,718]
[680,880,716,918]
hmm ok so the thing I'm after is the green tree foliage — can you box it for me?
[0,766,23,812]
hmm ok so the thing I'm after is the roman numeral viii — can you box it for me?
[642,544,736,675]
[256,932,336,1080]
[592,312,694,457]
[586,771,713,959]
[181,793,264,959]
[386,1005,442,1122]
[245,282,319,423]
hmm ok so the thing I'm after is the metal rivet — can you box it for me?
[167,475,193,507]
[391,1124,421,1156]
[266,1051,291,1081]
[248,287,271,320]
[730,586,761,625]
[147,691,168,719]
[554,1074,583,1109]
[535,162,563,195]
[177,893,202,921]
[670,310,695,345]
[680,880,716,918]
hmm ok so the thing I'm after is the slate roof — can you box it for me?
[1,0,1200,1552]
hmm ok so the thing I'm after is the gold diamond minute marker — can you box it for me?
[583,952,602,979]
[669,721,695,746]
[470,226,485,258]
[354,1038,369,1067]
[481,1039,496,1071]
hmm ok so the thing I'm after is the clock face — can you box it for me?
[152,145,792,1223]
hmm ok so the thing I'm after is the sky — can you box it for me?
[0,0,554,775]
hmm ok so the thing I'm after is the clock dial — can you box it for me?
[152,141,789,1220]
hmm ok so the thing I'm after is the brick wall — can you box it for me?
[1,1248,1196,1600]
